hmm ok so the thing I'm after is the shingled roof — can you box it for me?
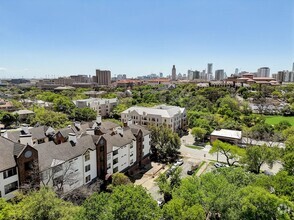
[0,136,25,172]
[33,134,96,171]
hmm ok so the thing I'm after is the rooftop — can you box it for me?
[122,105,185,118]
[211,129,242,140]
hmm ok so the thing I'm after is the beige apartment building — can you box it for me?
[74,98,118,117]
[121,105,187,132]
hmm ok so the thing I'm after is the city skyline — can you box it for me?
[0,0,293,78]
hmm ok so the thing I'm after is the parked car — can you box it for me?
[187,162,200,175]
[214,162,224,168]
[175,159,184,166]
[157,199,164,207]
[187,169,195,175]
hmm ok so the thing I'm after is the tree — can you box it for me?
[81,192,113,220]
[150,125,181,162]
[238,186,294,220]
[156,166,182,202]
[82,185,160,220]
[250,123,274,141]
[53,97,75,115]
[30,107,71,128]
[14,187,81,220]
[243,145,279,174]
[275,120,292,132]
[71,107,96,121]
[191,127,206,143]
[161,198,206,220]
[283,152,294,175]
[0,111,16,128]
[209,140,245,166]
[0,199,14,220]
[112,173,132,186]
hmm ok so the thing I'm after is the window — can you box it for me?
[130,159,134,164]
[130,152,133,157]
[85,164,91,172]
[130,144,133,149]
[53,176,63,187]
[107,163,111,169]
[3,167,17,179]
[52,164,62,174]
[85,151,90,161]
[113,158,118,165]
[85,175,91,183]
[4,181,18,195]
[113,150,118,156]
[113,167,118,173]
[24,161,33,171]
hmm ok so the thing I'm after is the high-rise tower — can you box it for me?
[172,65,176,80]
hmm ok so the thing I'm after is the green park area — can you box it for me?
[265,115,294,126]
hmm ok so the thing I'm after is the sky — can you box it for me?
[0,0,293,78]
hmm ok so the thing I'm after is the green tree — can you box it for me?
[15,187,81,220]
[243,145,279,174]
[31,107,71,128]
[72,107,96,121]
[150,125,181,162]
[209,140,245,166]
[238,186,294,220]
[83,185,159,220]
[0,111,16,128]
[161,198,206,220]
[0,198,14,220]
[53,97,75,115]
[82,192,113,220]
[191,127,206,143]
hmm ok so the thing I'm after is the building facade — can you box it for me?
[121,105,187,132]
[94,69,111,86]
[0,121,151,200]
[172,65,176,81]
[74,98,118,117]
[215,69,225,81]
[257,67,270,77]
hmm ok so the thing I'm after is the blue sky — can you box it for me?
[0,0,293,78]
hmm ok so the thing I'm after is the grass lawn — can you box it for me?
[185,145,203,150]
[265,116,294,126]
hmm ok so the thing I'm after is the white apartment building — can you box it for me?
[121,105,187,132]
[0,121,151,199]
[35,134,98,193]
[73,98,118,117]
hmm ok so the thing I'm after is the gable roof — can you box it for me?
[33,134,96,171]
[98,128,136,153]
[0,136,25,172]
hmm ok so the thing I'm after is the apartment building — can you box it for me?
[121,105,187,132]
[0,137,38,200]
[73,98,118,117]
[0,120,151,199]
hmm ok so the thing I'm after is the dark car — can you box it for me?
[187,169,195,175]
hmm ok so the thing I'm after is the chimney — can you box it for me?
[68,133,77,146]
[96,115,102,125]
[116,127,123,136]
[86,128,95,135]
[74,121,81,130]
[21,124,30,134]
[19,134,33,146]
